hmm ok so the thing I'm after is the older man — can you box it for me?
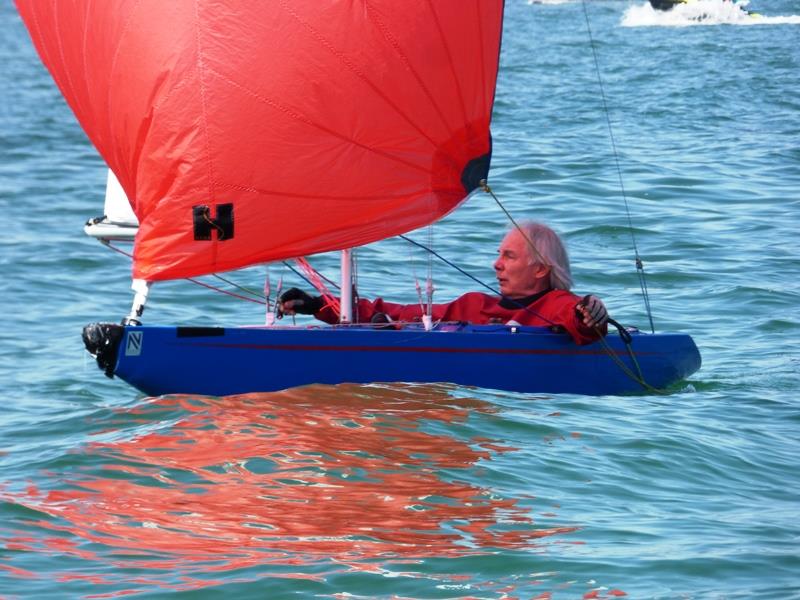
[279,221,608,345]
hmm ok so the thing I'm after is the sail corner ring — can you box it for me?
[461,152,492,194]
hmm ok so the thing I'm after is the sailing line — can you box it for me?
[580,0,656,334]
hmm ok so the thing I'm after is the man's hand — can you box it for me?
[278,287,323,316]
[576,294,608,328]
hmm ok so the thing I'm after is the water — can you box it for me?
[1,0,799,597]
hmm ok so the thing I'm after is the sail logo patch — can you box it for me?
[193,203,234,241]
[125,332,143,356]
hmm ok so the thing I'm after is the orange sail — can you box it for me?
[16,0,503,281]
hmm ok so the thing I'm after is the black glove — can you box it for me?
[278,287,323,315]
[575,294,608,328]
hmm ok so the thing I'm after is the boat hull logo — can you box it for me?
[125,332,143,356]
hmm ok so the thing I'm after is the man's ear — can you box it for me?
[534,264,551,280]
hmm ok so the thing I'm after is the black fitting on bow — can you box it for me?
[82,322,124,378]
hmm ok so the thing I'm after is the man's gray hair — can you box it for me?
[516,221,573,290]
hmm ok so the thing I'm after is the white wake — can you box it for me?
[621,0,800,27]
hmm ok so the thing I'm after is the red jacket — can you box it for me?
[315,289,605,345]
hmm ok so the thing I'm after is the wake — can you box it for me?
[622,0,800,27]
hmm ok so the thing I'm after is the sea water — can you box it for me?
[1,1,798,597]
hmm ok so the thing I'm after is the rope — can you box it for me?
[580,0,655,334]
[604,339,666,394]
[213,273,265,300]
[104,241,266,305]
[105,241,348,314]
[479,177,665,393]
[281,260,332,291]
[444,191,661,392]
[399,234,560,328]
[295,257,341,316]
[426,224,434,315]
[186,277,266,304]
[600,319,668,394]
[481,180,549,267]
[105,241,668,392]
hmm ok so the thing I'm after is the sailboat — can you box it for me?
[17,1,700,397]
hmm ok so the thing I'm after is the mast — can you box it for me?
[340,249,352,323]
[122,279,151,326]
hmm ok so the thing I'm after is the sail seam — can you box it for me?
[476,0,487,121]
[192,0,218,267]
[80,2,93,147]
[363,1,455,143]
[215,181,461,201]
[425,0,470,133]
[51,2,84,124]
[362,1,467,183]
[277,0,443,160]
[99,0,146,198]
[23,5,63,118]
[204,65,429,175]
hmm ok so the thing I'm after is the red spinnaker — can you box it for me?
[16,1,503,281]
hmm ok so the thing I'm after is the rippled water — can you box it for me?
[2,0,799,598]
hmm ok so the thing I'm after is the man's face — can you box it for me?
[493,230,549,299]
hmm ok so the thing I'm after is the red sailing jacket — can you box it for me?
[315,290,606,346]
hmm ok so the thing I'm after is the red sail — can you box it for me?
[16,1,503,281]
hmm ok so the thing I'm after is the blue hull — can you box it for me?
[103,324,701,397]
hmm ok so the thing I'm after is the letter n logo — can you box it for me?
[193,203,234,241]
[125,331,143,356]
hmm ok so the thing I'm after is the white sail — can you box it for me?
[84,169,138,241]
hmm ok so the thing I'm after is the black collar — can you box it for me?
[498,288,553,310]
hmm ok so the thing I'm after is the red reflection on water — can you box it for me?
[0,563,36,578]
[1,384,582,592]
[584,590,628,598]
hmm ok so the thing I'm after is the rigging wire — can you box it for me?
[408,242,427,313]
[282,259,340,290]
[398,233,661,393]
[187,277,266,305]
[104,241,348,311]
[399,234,560,328]
[580,0,656,334]
[295,257,341,316]
[103,241,266,305]
[480,169,660,391]
[597,331,667,395]
[400,235,499,295]
[453,188,658,392]
[456,186,659,391]
[105,240,658,392]
[214,272,265,300]
[426,224,434,315]
[352,250,360,323]
[480,180,549,267]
